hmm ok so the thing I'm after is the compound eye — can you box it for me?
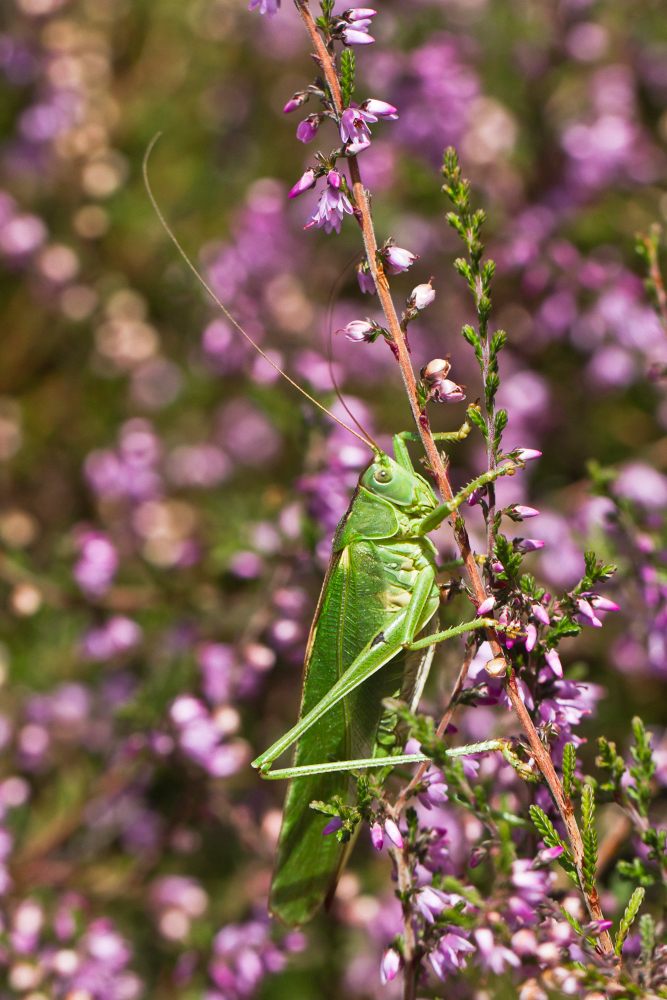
[374,467,393,484]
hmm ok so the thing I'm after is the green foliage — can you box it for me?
[562,742,576,800]
[581,784,598,895]
[617,857,657,886]
[615,887,645,956]
[628,717,655,817]
[309,795,361,843]
[493,535,523,581]
[596,736,626,795]
[528,805,577,882]
[340,49,355,107]
[640,912,655,968]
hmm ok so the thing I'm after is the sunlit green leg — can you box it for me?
[251,567,436,774]
[258,740,507,781]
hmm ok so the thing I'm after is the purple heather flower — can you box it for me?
[516,448,542,462]
[515,505,539,517]
[73,531,118,598]
[248,0,280,17]
[532,603,550,625]
[82,616,142,661]
[477,596,495,615]
[384,818,403,848]
[380,947,401,984]
[341,26,375,44]
[576,598,602,627]
[384,245,418,274]
[525,623,537,652]
[370,822,383,850]
[340,107,373,153]
[535,845,565,864]
[348,8,377,20]
[415,886,448,922]
[338,319,375,343]
[520,538,546,552]
[283,92,308,114]
[431,378,466,404]
[590,595,620,612]
[467,486,486,506]
[474,928,521,975]
[429,932,475,979]
[544,648,563,677]
[410,281,436,310]
[296,115,321,143]
[357,265,375,294]
[304,174,354,234]
[361,99,398,120]
[288,169,317,199]
[197,643,234,704]
[322,816,343,836]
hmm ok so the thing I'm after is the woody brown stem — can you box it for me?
[503,673,613,955]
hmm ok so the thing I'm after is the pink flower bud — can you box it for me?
[296,116,321,143]
[327,170,342,189]
[576,598,602,627]
[288,169,317,199]
[380,947,401,984]
[283,91,308,114]
[341,26,375,44]
[544,648,563,677]
[520,539,545,552]
[516,448,542,462]
[384,818,403,849]
[514,505,539,518]
[410,281,435,310]
[590,596,620,612]
[384,245,418,273]
[322,816,343,836]
[531,603,550,625]
[525,623,537,652]
[362,99,398,119]
[338,319,375,343]
[357,265,375,295]
[370,822,384,851]
[348,8,377,19]
[477,596,495,616]
[536,845,564,863]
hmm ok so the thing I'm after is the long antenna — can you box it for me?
[142,134,376,453]
[324,252,380,452]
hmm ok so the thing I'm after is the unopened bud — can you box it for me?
[484,656,507,678]
[410,281,435,310]
[327,170,342,189]
[477,596,495,616]
[516,448,542,462]
[284,91,309,114]
[288,168,317,199]
[384,818,403,848]
[423,358,450,382]
[544,648,563,677]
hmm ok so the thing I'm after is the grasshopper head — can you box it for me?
[361,453,435,510]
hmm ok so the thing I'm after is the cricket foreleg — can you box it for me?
[251,568,436,775]
[416,460,525,536]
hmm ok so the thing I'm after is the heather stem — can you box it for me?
[388,841,418,1000]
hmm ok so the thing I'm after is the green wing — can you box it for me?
[269,538,416,926]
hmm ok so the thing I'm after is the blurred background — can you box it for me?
[0,0,666,996]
